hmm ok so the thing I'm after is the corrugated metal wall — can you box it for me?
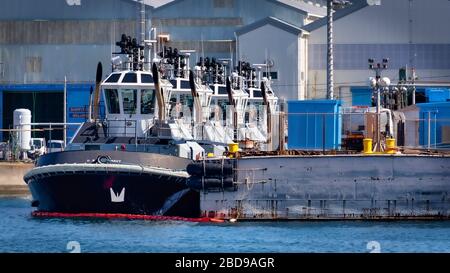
[0,0,141,84]
[0,0,306,84]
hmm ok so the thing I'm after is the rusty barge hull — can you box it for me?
[198,155,450,220]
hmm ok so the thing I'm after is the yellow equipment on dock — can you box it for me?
[385,138,397,154]
[363,138,373,154]
[228,143,239,158]
[363,138,397,155]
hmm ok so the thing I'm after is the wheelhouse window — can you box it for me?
[105,89,120,114]
[48,142,63,149]
[121,89,137,114]
[180,80,191,89]
[141,89,156,115]
[246,101,264,124]
[263,71,278,80]
[217,99,229,122]
[253,90,262,98]
[122,73,138,83]
[105,73,121,83]
[141,74,154,84]
[32,139,43,148]
[179,94,194,113]
[218,86,228,95]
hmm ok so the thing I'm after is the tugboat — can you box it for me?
[235,61,278,150]
[196,57,278,148]
[24,35,203,218]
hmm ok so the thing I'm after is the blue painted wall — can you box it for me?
[351,87,372,106]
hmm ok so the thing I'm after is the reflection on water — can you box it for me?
[0,197,449,253]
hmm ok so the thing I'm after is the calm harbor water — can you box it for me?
[0,197,449,253]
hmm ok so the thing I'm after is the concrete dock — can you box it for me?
[0,162,33,195]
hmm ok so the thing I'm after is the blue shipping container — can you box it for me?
[425,88,450,103]
[287,100,342,150]
[418,102,450,148]
[351,87,372,106]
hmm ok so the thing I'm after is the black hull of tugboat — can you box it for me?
[24,151,200,218]
[26,172,200,217]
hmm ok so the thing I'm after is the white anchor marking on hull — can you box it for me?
[110,188,125,203]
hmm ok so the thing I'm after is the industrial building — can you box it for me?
[237,0,450,103]
[303,0,450,105]
[1,0,450,142]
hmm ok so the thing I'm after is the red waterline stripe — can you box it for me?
[32,211,224,223]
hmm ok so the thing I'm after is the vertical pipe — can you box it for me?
[140,0,145,46]
[233,110,238,143]
[229,42,234,72]
[408,0,416,105]
[278,101,285,153]
[63,76,67,146]
[376,86,381,152]
[88,87,93,122]
[135,120,138,151]
[412,69,416,105]
[124,118,127,136]
[152,27,157,62]
[49,124,52,145]
[427,111,431,150]
[234,32,239,67]
[326,0,334,100]
[434,112,437,149]
[322,113,326,153]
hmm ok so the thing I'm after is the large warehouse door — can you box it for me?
[2,91,63,141]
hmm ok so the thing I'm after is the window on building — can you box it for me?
[105,89,120,114]
[263,71,278,80]
[213,0,234,8]
[121,89,137,114]
[141,89,156,115]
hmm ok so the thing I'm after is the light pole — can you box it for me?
[368,58,390,152]
[326,0,351,100]
[326,0,334,100]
